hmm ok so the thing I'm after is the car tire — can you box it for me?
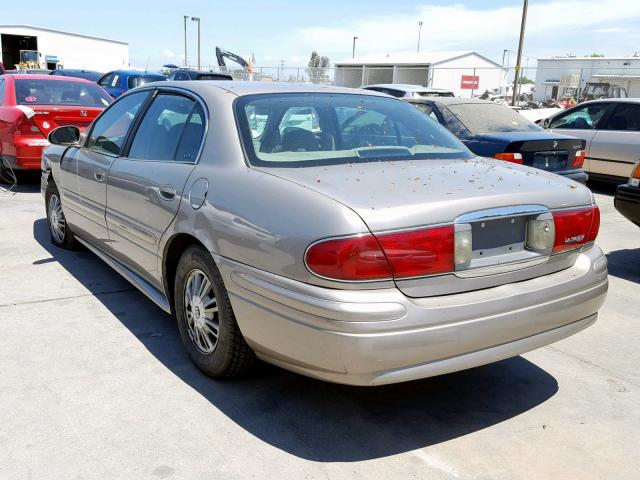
[174,245,255,378]
[45,181,77,250]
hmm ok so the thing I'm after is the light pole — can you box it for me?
[511,0,528,106]
[191,16,201,70]
[352,36,358,59]
[417,21,423,53]
[183,15,189,67]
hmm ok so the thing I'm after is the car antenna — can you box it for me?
[145,56,150,73]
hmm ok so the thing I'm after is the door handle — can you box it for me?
[158,185,176,201]
[93,170,105,182]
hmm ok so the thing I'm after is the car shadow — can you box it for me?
[587,179,617,197]
[33,218,559,462]
[606,248,640,283]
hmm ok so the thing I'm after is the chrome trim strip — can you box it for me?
[455,204,548,223]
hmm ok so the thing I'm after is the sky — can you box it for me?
[1,0,640,70]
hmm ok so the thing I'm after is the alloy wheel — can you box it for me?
[48,194,66,244]
[184,269,219,354]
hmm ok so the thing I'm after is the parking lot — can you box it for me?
[0,179,637,479]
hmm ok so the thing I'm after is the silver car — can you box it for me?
[540,98,640,182]
[41,82,608,386]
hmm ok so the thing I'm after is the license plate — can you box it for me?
[533,151,568,171]
[471,216,526,259]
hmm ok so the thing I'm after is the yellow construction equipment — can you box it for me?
[16,50,42,70]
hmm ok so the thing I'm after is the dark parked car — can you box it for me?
[406,97,588,183]
[614,162,640,226]
[168,69,232,81]
[97,70,166,98]
[50,69,104,82]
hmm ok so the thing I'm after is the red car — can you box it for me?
[0,74,112,172]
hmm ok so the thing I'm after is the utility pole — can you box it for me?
[191,16,201,70]
[183,15,189,67]
[511,0,528,106]
[417,21,423,53]
[352,36,358,59]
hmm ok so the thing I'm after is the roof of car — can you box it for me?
[1,73,92,82]
[175,69,231,76]
[577,98,640,104]
[161,81,390,97]
[365,84,453,92]
[105,70,166,76]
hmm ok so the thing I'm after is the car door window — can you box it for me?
[549,103,610,130]
[128,94,202,162]
[86,91,149,155]
[604,103,640,131]
[98,74,113,88]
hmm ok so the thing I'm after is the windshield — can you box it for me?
[15,79,113,107]
[128,75,166,89]
[446,103,542,133]
[236,93,472,167]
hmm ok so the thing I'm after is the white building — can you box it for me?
[534,56,640,101]
[0,25,128,72]
[334,51,506,97]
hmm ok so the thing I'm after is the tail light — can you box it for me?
[494,152,523,164]
[630,163,640,187]
[306,205,601,282]
[305,226,458,281]
[552,205,600,253]
[16,115,41,136]
[572,150,586,168]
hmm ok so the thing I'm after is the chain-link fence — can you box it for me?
[186,64,640,106]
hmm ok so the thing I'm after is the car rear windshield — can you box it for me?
[128,75,166,89]
[446,102,542,133]
[14,79,113,107]
[235,93,472,167]
[197,74,231,81]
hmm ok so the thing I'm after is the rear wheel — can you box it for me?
[45,181,77,249]
[174,245,255,378]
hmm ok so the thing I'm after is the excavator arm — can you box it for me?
[215,47,249,71]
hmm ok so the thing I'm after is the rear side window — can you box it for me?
[86,91,148,155]
[605,103,640,131]
[14,79,112,107]
[549,103,610,130]
[128,94,204,162]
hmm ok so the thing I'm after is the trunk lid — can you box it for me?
[257,157,592,232]
[258,157,594,296]
[474,132,585,172]
[20,105,103,137]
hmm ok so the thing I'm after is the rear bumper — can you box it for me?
[217,246,608,386]
[4,136,47,170]
[614,183,640,226]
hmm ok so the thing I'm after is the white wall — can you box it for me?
[0,26,128,72]
[430,53,506,98]
[534,58,640,101]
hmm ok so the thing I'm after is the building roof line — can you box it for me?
[0,25,128,46]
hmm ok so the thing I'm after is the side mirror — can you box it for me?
[48,125,81,145]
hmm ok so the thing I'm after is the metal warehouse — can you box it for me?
[534,56,640,101]
[334,51,506,97]
[0,25,128,72]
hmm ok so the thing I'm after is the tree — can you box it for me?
[589,53,605,57]
[307,51,330,83]
[519,76,534,84]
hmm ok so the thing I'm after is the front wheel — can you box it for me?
[45,181,77,249]
[174,245,255,378]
